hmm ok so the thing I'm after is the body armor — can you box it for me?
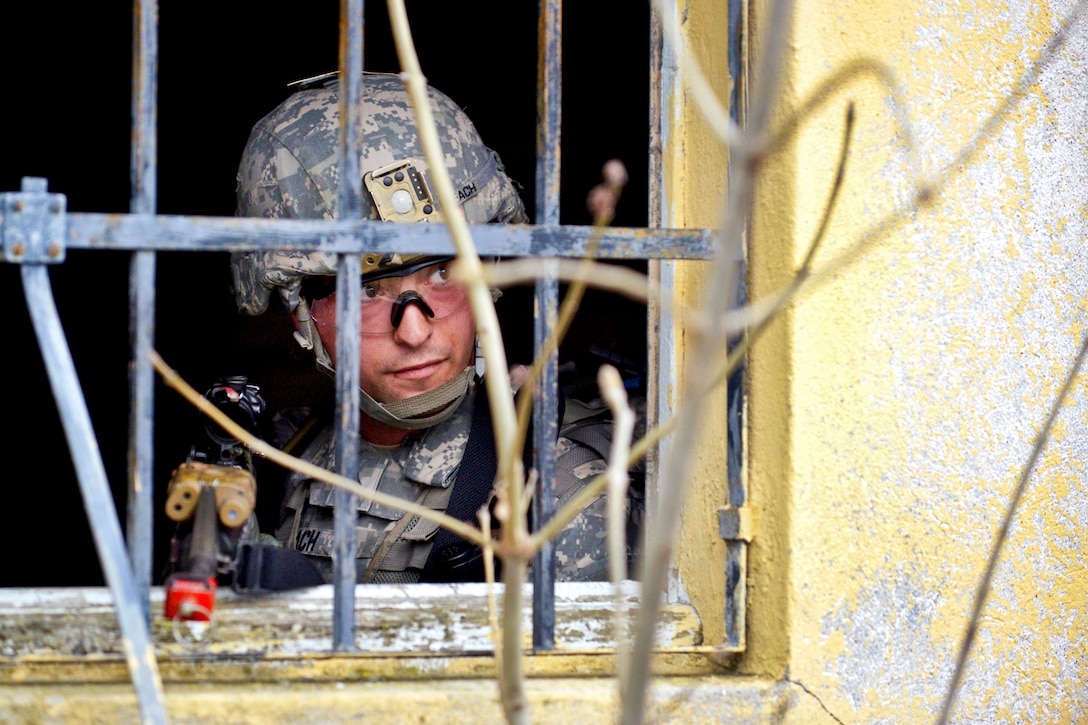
[273,389,643,584]
[275,391,475,583]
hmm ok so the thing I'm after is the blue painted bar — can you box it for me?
[127,0,159,627]
[22,260,167,725]
[531,0,563,651]
[331,0,365,653]
[59,213,714,260]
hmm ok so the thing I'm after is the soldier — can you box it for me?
[231,73,641,584]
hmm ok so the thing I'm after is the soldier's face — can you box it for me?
[309,264,476,405]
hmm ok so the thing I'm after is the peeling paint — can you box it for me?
[751,0,1088,720]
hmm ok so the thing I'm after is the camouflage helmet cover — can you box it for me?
[232,72,528,315]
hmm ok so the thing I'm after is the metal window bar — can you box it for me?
[128,0,157,629]
[724,0,750,651]
[331,0,365,652]
[0,0,724,718]
[531,0,562,651]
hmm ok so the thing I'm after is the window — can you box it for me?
[1,0,738,714]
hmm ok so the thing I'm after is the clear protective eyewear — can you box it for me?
[320,261,470,335]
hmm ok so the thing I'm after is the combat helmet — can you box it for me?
[232,72,527,427]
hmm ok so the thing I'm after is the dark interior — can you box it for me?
[0,2,649,585]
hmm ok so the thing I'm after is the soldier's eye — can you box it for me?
[430,265,452,284]
[363,283,381,300]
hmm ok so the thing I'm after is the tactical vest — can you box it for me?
[275,390,475,584]
[271,385,642,585]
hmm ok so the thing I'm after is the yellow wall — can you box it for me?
[743,0,1088,720]
[4,2,1086,723]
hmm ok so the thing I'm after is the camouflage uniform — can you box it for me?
[551,402,645,582]
[275,391,472,583]
[272,388,644,584]
[233,74,642,584]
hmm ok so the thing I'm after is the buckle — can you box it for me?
[231,540,266,594]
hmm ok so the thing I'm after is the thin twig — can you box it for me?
[511,162,628,452]
[598,365,636,697]
[384,3,530,723]
[621,1,796,721]
[936,331,1088,723]
[150,349,486,546]
[481,258,653,304]
[767,58,920,192]
[482,509,502,658]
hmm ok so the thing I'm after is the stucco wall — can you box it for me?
[748,0,1088,721]
[3,2,1084,722]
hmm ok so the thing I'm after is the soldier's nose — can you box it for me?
[391,300,434,346]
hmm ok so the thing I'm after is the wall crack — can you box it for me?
[786,678,844,724]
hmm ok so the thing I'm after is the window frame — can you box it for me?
[0,0,743,714]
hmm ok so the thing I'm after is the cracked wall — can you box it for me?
[746,0,1088,720]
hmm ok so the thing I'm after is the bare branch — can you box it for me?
[150,349,486,547]
[937,332,1088,722]
[385,3,530,722]
[598,365,636,701]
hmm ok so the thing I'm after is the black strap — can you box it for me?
[420,382,565,582]
[231,540,325,593]
[420,385,497,582]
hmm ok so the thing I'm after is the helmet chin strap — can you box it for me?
[358,366,475,429]
[292,298,335,374]
[292,297,476,430]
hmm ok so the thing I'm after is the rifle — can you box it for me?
[162,376,264,623]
